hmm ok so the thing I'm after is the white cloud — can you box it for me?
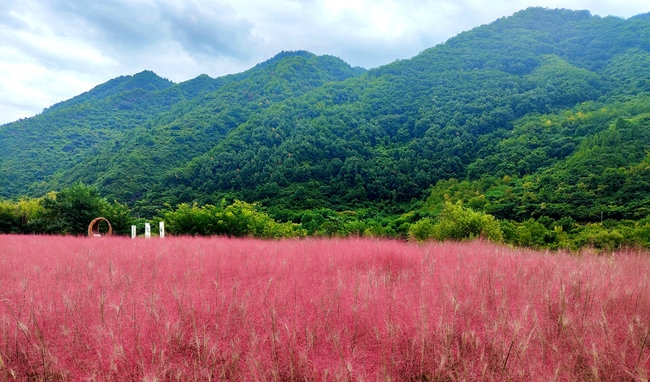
[0,0,648,125]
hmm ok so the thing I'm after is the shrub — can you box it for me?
[408,202,503,242]
[160,200,304,238]
[574,224,625,251]
[632,222,650,248]
[408,217,435,241]
[514,219,559,249]
[426,201,503,242]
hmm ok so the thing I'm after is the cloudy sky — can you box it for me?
[0,0,647,125]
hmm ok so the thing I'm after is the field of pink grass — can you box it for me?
[0,235,649,381]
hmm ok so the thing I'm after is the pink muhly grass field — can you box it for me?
[0,235,649,381]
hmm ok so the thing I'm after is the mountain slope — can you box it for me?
[0,71,175,197]
[0,51,364,199]
[138,8,650,215]
[1,7,649,223]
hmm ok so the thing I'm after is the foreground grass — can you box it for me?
[0,235,648,380]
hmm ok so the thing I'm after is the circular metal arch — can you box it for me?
[88,217,113,237]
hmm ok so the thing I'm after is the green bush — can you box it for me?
[408,218,435,241]
[514,219,558,249]
[409,202,502,242]
[159,200,304,238]
[0,198,43,233]
[632,222,650,248]
[573,224,625,251]
[28,183,133,235]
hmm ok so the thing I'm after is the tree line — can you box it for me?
[2,183,648,251]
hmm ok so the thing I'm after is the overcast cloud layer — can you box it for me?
[1,0,648,125]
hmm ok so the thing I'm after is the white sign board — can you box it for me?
[144,223,151,238]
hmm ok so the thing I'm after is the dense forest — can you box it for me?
[1,8,649,250]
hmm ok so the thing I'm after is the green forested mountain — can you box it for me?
[0,51,363,201]
[1,7,649,233]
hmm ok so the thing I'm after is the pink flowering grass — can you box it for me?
[0,235,648,380]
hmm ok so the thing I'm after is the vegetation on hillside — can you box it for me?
[1,8,649,249]
[1,182,648,250]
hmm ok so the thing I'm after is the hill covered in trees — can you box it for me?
[1,7,649,249]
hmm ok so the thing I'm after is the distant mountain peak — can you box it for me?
[272,50,317,60]
[252,50,318,70]
[44,70,173,113]
[132,69,170,82]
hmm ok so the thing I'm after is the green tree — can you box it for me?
[410,201,502,242]
[36,183,111,235]
[159,199,304,238]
